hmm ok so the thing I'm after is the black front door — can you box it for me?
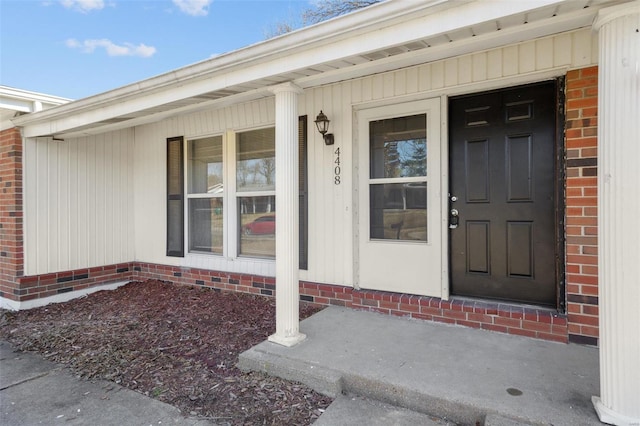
[449,82,558,306]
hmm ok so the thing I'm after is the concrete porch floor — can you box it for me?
[238,306,601,425]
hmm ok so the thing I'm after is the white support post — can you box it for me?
[268,82,306,347]
[592,3,640,425]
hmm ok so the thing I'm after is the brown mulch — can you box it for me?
[0,280,333,425]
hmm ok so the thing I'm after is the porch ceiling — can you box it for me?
[13,0,627,139]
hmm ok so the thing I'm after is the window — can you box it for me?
[369,114,428,241]
[166,136,184,257]
[187,135,224,254]
[237,128,276,258]
[167,117,308,267]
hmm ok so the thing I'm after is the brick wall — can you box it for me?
[300,282,568,343]
[564,66,599,346]
[9,264,135,302]
[0,127,24,299]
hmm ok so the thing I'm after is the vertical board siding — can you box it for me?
[134,123,169,264]
[24,129,135,275]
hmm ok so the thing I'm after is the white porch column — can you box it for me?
[268,82,306,347]
[592,3,640,425]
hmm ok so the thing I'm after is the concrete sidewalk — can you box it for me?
[239,306,602,426]
[0,341,211,426]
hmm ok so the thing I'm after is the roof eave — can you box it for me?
[13,0,593,136]
[12,0,453,127]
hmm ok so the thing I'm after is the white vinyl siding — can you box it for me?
[23,129,134,275]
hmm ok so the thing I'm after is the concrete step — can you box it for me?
[315,394,458,426]
[239,306,601,426]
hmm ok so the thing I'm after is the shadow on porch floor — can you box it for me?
[239,306,601,425]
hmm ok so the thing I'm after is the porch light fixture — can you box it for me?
[314,110,334,145]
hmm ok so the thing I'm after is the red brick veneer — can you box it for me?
[564,66,599,346]
[6,264,135,302]
[300,282,568,343]
[0,127,25,299]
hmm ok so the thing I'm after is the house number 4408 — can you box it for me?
[334,147,341,185]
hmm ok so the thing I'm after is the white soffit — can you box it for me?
[13,0,629,138]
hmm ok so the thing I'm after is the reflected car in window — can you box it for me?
[243,215,275,235]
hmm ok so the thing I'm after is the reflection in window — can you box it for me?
[237,128,276,192]
[370,183,427,241]
[187,135,224,254]
[369,114,428,242]
[188,136,223,194]
[239,196,276,258]
[189,198,223,253]
[179,119,308,262]
[370,114,427,179]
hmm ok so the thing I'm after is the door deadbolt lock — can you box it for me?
[449,208,459,229]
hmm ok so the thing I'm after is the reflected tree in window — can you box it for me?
[385,142,401,178]
[259,158,275,186]
[237,128,276,192]
[400,139,427,177]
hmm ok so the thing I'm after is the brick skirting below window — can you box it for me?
[1,261,569,344]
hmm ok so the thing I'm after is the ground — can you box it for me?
[0,280,332,425]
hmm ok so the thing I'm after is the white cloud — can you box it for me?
[173,0,212,17]
[66,38,157,58]
[60,0,105,13]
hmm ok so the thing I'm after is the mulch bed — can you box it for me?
[0,280,333,425]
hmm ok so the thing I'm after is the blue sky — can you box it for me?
[0,0,309,100]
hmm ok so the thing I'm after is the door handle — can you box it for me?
[449,208,459,229]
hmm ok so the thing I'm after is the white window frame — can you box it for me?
[185,132,227,257]
[367,113,429,243]
[234,126,277,260]
[183,126,277,262]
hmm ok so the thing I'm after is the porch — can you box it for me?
[239,306,600,425]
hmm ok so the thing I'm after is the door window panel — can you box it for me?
[370,183,427,241]
[370,114,427,179]
[369,114,428,242]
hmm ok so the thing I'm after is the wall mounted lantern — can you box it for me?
[314,110,334,145]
